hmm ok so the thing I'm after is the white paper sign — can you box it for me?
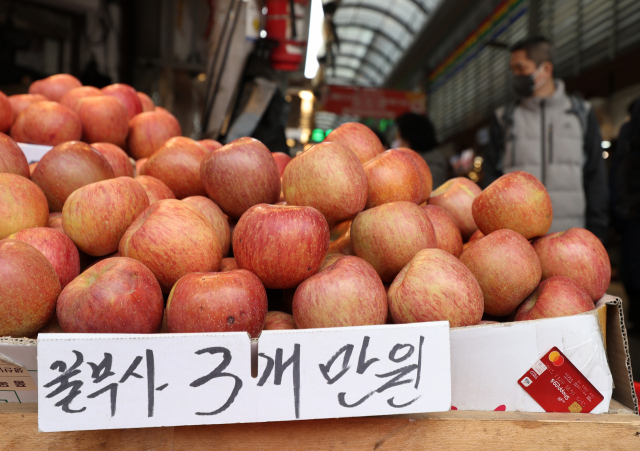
[38,322,450,432]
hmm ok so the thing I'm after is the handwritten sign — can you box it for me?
[38,322,450,432]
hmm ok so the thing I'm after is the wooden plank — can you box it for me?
[1,403,638,451]
[0,403,173,451]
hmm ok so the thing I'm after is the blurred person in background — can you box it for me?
[394,112,447,189]
[610,99,640,331]
[484,36,608,240]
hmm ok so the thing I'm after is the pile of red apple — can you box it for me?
[0,74,611,340]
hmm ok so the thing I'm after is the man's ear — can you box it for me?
[543,61,554,77]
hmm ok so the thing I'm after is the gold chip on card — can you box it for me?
[568,402,583,413]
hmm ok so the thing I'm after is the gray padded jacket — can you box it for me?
[484,80,608,239]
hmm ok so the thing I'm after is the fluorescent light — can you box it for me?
[601,141,611,149]
[304,0,324,79]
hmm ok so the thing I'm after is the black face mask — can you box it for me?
[512,66,543,97]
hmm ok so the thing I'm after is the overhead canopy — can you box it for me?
[325,0,442,86]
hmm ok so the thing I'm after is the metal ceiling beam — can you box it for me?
[337,39,396,65]
[342,0,431,15]
[327,63,378,85]
[336,4,416,35]
[384,0,491,88]
[334,52,388,77]
[333,23,405,51]
[323,75,370,86]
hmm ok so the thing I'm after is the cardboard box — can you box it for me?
[18,143,52,163]
[0,337,38,403]
[449,296,616,413]
[1,295,636,426]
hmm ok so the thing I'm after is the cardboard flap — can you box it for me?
[0,338,37,369]
[600,296,638,413]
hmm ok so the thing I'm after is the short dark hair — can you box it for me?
[395,112,438,152]
[510,36,555,66]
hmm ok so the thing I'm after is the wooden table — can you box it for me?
[1,400,638,450]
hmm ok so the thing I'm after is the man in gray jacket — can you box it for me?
[484,36,608,240]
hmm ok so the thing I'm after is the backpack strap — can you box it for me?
[499,100,518,135]
[567,94,589,142]
[495,100,518,172]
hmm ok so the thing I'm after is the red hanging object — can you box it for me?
[265,0,307,71]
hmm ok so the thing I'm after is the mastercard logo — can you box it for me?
[549,351,564,366]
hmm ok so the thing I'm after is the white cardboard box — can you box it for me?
[17,143,53,163]
[450,305,612,413]
[1,296,636,431]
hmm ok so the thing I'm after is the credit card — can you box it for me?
[518,346,603,413]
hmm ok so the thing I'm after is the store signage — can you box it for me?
[38,322,450,432]
[320,85,425,119]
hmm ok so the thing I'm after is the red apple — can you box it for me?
[272,152,292,177]
[514,276,594,321]
[282,141,367,225]
[48,212,64,233]
[324,122,383,164]
[63,177,150,256]
[293,255,387,328]
[59,86,102,112]
[388,248,483,327]
[166,270,267,337]
[397,147,433,203]
[198,139,223,152]
[76,95,129,146]
[135,175,175,204]
[421,205,463,257]
[135,158,148,176]
[328,220,354,255]
[320,253,347,271]
[119,199,222,292]
[140,136,207,199]
[201,138,281,219]
[364,149,422,208]
[351,201,437,283]
[7,227,80,289]
[136,91,155,112]
[182,196,230,256]
[31,141,115,211]
[468,229,485,243]
[29,74,81,101]
[8,94,48,120]
[102,83,143,120]
[91,142,134,178]
[29,163,37,176]
[428,177,481,241]
[127,111,182,159]
[220,257,238,272]
[0,132,29,177]
[532,227,611,301]
[233,204,329,289]
[0,173,49,239]
[57,257,164,333]
[460,229,541,316]
[264,311,297,330]
[0,91,11,132]
[462,230,485,255]
[0,239,61,337]
[10,101,82,146]
[473,171,553,239]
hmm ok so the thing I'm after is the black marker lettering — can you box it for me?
[191,347,242,416]
[356,336,379,374]
[319,344,354,384]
